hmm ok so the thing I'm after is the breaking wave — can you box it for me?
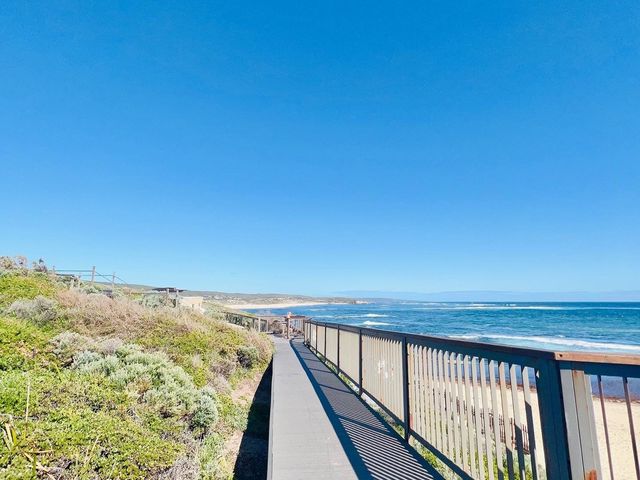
[448,334,640,352]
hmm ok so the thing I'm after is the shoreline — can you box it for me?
[220,301,346,311]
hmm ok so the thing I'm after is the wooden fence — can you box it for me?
[304,320,640,480]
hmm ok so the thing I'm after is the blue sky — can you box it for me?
[1,2,639,296]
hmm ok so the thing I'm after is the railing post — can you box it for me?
[337,325,341,373]
[315,323,318,352]
[358,329,363,396]
[559,365,602,479]
[323,324,327,358]
[402,336,410,441]
[536,359,572,479]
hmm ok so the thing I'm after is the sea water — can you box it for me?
[251,302,640,353]
[252,301,640,397]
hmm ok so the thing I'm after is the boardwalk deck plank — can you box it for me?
[269,336,442,480]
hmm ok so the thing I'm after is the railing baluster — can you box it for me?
[458,353,469,473]
[438,349,446,453]
[397,339,403,419]
[415,345,424,438]
[412,345,420,436]
[437,349,447,456]
[422,346,432,443]
[451,353,462,465]
[490,360,504,480]
[464,355,478,478]
[427,347,438,449]
[499,362,515,478]
[597,375,614,480]
[480,358,495,480]
[623,376,640,479]
[472,357,486,479]
[522,367,539,479]
[384,338,389,407]
[445,351,456,464]
[510,364,526,480]
[402,337,410,440]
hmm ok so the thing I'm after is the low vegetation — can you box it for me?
[0,257,272,479]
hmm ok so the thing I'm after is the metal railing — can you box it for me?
[51,267,131,290]
[225,312,308,337]
[303,320,640,480]
[224,312,269,332]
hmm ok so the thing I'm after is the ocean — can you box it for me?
[250,301,640,353]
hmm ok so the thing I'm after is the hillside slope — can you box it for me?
[0,265,272,479]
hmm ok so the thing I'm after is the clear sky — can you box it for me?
[1,2,639,296]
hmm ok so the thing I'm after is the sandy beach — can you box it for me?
[220,301,340,311]
[467,388,638,478]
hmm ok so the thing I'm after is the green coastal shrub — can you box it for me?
[69,343,219,430]
[0,316,54,371]
[199,432,229,479]
[7,295,58,325]
[236,345,259,368]
[0,373,184,479]
[0,322,184,479]
[50,332,128,365]
[140,293,174,308]
[191,387,219,430]
[0,272,57,307]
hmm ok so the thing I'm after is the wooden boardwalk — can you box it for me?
[268,336,442,480]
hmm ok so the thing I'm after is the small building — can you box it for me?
[179,296,205,313]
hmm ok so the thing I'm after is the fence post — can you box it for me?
[358,329,363,397]
[90,266,96,285]
[111,272,116,291]
[536,359,573,479]
[402,336,410,441]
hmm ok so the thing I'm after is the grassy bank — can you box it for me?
[0,262,272,479]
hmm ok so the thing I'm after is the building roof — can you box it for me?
[151,287,185,293]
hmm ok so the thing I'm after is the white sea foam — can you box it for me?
[315,313,390,319]
[362,320,392,326]
[417,304,640,311]
[449,334,640,352]
[418,305,567,311]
